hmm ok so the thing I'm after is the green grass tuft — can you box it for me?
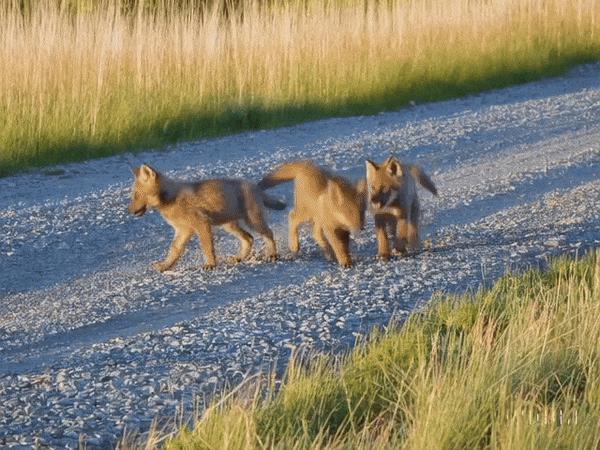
[164,251,600,449]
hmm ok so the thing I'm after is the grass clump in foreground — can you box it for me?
[164,251,600,449]
[2,0,600,176]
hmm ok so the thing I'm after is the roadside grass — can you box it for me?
[2,0,600,176]
[162,250,600,449]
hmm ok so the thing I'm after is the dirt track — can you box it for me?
[1,64,599,448]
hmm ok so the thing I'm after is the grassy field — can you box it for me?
[1,0,600,176]
[162,251,600,449]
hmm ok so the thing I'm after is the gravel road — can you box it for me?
[1,64,599,448]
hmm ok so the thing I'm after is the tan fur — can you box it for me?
[365,156,437,260]
[129,164,285,272]
[259,160,367,268]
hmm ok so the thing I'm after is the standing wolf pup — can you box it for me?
[129,164,285,272]
[365,156,437,260]
[259,160,367,268]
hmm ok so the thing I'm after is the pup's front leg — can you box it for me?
[196,221,217,269]
[374,214,391,261]
[312,223,334,260]
[153,229,192,272]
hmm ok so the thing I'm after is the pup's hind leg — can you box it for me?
[153,229,192,272]
[406,199,420,251]
[326,227,352,268]
[245,207,277,261]
[222,221,254,262]
[394,218,409,255]
[288,208,305,253]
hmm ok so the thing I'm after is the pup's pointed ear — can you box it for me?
[365,159,378,180]
[139,164,157,182]
[131,166,141,177]
[385,157,403,177]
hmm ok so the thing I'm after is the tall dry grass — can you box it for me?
[1,0,599,175]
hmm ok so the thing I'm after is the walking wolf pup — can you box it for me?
[259,161,367,268]
[129,164,285,271]
[365,156,437,260]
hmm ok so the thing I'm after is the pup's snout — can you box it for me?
[128,204,147,216]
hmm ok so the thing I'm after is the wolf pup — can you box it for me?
[365,156,437,260]
[129,164,285,272]
[259,161,367,268]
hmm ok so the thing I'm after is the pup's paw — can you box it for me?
[202,263,216,271]
[227,256,243,264]
[265,253,278,262]
[152,261,170,272]
[339,259,353,268]
[378,253,391,262]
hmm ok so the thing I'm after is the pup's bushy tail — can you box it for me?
[410,165,438,196]
[262,193,287,210]
[258,161,312,189]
